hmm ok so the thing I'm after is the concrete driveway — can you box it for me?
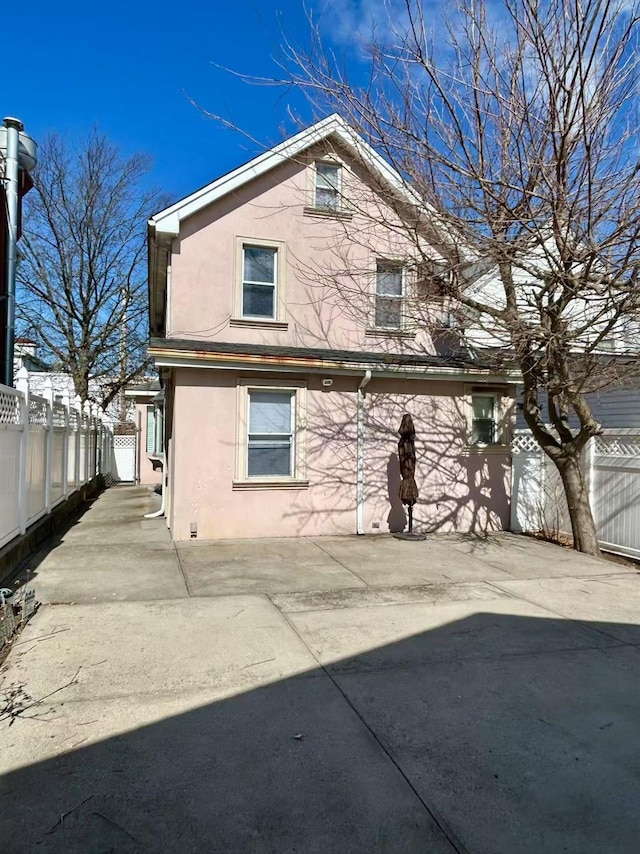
[2,486,640,852]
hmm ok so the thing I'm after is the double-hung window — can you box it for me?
[247,390,295,477]
[471,395,496,445]
[242,245,277,319]
[315,162,341,211]
[375,261,404,328]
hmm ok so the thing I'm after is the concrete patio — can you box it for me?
[2,485,640,852]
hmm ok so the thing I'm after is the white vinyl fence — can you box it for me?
[511,428,640,559]
[0,372,115,550]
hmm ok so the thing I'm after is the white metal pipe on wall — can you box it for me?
[356,370,372,535]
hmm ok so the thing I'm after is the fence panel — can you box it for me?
[510,431,545,533]
[0,385,23,548]
[1,371,115,552]
[593,431,640,559]
[67,409,79,489]
[51,402,67,505]
[512,428,640,556]
[112,434,136,482]
[26,396,48,525]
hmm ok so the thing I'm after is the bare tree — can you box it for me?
[16,130,166,410]
[265,0,640,554]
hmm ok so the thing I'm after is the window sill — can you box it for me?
[303,206,353,221]
[232,479,310,491]
[365,328,416,339]
[462,444,510,455]
[230,318,289,330]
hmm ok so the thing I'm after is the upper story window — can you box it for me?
[242,245,277,319]
[471,395,496,445]
[375,261,404,328]
[315,162,341,211]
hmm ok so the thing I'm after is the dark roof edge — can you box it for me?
[149,337,513,373]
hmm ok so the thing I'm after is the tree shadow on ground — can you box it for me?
[1,609,640,853]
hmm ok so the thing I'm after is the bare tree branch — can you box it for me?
[16,129,168,408]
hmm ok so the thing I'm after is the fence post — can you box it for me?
[91,403,99,478]
[586,436,597,525]
[61,389,70,499]
[73,394,82,487]
[42,376,54,514]
[15,367,29,535]
[84,401,92,482]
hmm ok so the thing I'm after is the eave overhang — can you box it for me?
[148,338,520,384]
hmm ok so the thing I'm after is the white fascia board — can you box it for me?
[150,351,520,384]
[150,114,422,237]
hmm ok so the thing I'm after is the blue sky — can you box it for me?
[5,0,353,204]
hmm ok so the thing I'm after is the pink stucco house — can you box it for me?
[147,116,517,541]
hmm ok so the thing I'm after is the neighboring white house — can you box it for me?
[13,339,135,426]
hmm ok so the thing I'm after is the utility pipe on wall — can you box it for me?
[356,370,372,535]
[2,118,21,387]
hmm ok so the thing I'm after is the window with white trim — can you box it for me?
[315,162,341,211]
[247,390,295,477]
[471,395,496,445]
[242,245,277,319]
[146,406,156,454]
[375,261,404,328]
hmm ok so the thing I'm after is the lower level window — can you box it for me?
[247,390,294,477]
[471,395,496,444]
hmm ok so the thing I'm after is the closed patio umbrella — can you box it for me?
[394,413,426,541]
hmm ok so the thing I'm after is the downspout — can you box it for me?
[144,468,166,519]
[356,370,372,535]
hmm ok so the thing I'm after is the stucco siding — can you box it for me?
[168,369,511,541]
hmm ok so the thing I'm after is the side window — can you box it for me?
[247,390,294,477]
[146,406,156,454]
[471,395,496,444]
[315,162,341,211]
[242,245,277,319]
[375,261,404,328]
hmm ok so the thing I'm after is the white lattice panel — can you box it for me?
[511,431,541,454]
[595,434,640,457]
[28,396,49,426]
[0,386,21,425]
[52,403,67,428]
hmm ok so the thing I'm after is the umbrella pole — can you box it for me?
[408,503,413,533]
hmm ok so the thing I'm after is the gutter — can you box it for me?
[149,348,520,384]
[356,370,372,535]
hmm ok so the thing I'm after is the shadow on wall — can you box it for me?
[2,610,640,852]
[282,382,510,537]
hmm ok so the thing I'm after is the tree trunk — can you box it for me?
[551,452,600,556]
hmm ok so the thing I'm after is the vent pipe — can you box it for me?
[1,117,37,387]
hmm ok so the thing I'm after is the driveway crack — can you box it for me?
[172,543,192,598]
[307,539,369,587]
[278,608,469,854]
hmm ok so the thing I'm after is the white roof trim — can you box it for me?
[149,114,417,237]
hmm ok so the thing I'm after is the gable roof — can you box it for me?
[148,114,415,238]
